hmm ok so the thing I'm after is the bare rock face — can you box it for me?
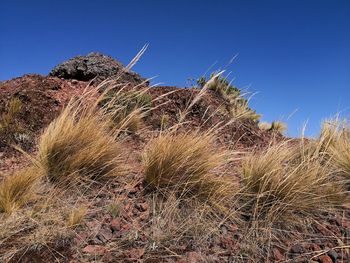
[49,52,147,85]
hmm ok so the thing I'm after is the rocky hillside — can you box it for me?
[0,53,349,263]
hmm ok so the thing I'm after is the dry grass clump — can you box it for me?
[0,186,78,261]
[258,121,287,134]
[258,121,271,131]
[241,141,345,221]
[0,97,23,134]
[320,119,350,179]
[270,121,287,134]
[197,73,260,122]
[0,168,40,214]
[142,132,230,201]
[67,206,87,227]
[148,192,225,251]
[99,86,152,133]
[38,100,125,183]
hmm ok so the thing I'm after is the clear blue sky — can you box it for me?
[1,0,349,137]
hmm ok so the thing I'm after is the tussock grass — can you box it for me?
[98,86,152,133]
[197,73,260,122]
[0,97,23,134]
[67,206,87,227]
[148,191,226,250]
[320,119,350,179]
[270,121,287,134]
[38,99,125,183]
[142,132,230,201]
[0,167,40,214]
[258,121,272,131]
[242,141,345,221]
[0,185,79,261]
[258,121,287,134]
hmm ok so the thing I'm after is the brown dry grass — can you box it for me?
[320,119,350,180]
[241,140,346,222]
[38,99,125,183]
[270,121,287,134]
[258,121,271,131]
[0,97,23,134]
[147,191,228,253]
[142,132,232,202]
[67,206,87,227]
[0,185,81,261]
[97,83,152,134]
[0,167,40,214]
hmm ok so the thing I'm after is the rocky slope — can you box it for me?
[0,53,349,263]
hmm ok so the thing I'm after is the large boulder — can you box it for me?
[49,52,147,85]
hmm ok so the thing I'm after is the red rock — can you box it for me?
[128,188,138,196]
[272,248,284,261]
[97,228,113,242]
[86,221,101,231]
[74,232,89,247]
[319,255,333,263]
[140,233,148,242]
[219,236,235,250]
[309,243,321,251]
[124,202,132,211]
[121,223,131,232]
[128,248,145,259]
[132,208,139,215]
[139,212,149,221]
[341,218,350,229]
[229,223,238,232]
[110,219,121,232]
[290,244,303,254]
[82,245,106,255]
[136,202,149,212]
[186,251,201,263]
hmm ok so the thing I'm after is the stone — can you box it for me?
[309,243,321,251]
[327,249,338,262]
[128,248,145,259]
[319,255,333,263]
[186,251,202,263]
[127,188,138,197]
[290,244,304,254]
[49,52,147,85]
[82,245,106,255]
[272,248,284,261]
[139,212,149,221]
[219,236,235,250]
[135,202,149,212]
[96,228,113,242]
[110,218,121,232]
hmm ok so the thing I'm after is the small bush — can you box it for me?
[0,167,40,214]
[242,142,345,221]
[38,101,125,183]
[142,132,229,201]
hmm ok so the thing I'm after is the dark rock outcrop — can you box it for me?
[49,52,147,85]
